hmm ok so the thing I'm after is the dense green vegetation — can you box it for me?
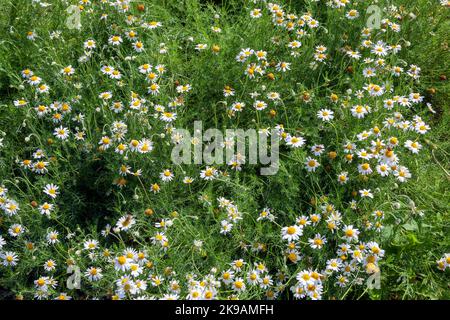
[0,0,448,300]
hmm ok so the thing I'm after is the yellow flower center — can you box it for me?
[118,256,127,265]
[287,226,296,235]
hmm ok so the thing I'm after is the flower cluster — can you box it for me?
[0,0,444,300]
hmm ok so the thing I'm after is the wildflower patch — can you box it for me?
[0,0,448,301]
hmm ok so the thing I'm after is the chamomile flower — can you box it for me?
[253,100,267,111]
[28,75,41,85]
[276,61,291,72]
[326,259,342,272]
[129,263,143,277]
[337,172,349,184]
[21,68,33,78]
[1,251,18,267]
[138,139,153,154]
[155,64,167,74]
[160,111,177,122]
[342,225,360,242]
[346,9,359,19]
[221,269,235,285]
[176,84,192,93]
[36,84,50,94]
[351,105,369,118]
[39,202,53,216]
[404,140,422,153]
[296,215,311,227]
[286,135,305,148]
[195,44,208,51]
[43,184,59,198]
[305,157,320,172]
[282,225,302,242]
[84,39,96,49]
[250,8,262,18]
[46,230,59,244]
[231,102,245,112]
[288,40,302,49]
[116,215,136,231]
[267,91,280,101]
[247,270,260,285]
[98,136,112,150]
[232,278,246,292]
[3,199,19,216]
[296,270,314,285]
[394,166,411,182]
[309,234,327,249]
[61,65,75,76]
[372,41,389,56]
[114,256,131,272]
[110,69,122,80]
[259,275,273,289]
[359,189,374,198]
[54,293,72,300]
[376,163,391,177]
[183,176,194,184]
[101,66,114,75]
[317,109,334,121]
[200,166,218,180]
[53,126,70,140]
[160,169,174,182]
[150,183,161,194]
[220,220,233,234]
[257,208,275,221]
[138,64,152,74]
[108,35,123,46]
[358,162,373,175]
[415,122,430,134]
[84,239,99,251]
[347,50,361,59]
[43,259,57,272]
[148,83,160,95]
